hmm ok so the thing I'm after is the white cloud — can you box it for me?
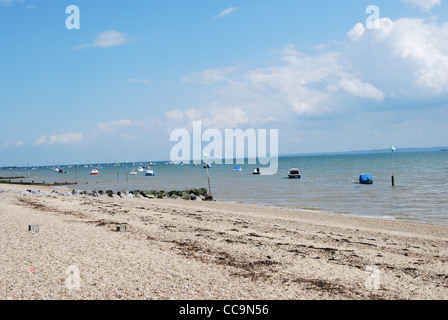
[337,78,385,100]
[182,66,237,84]
[165,105,249,130]
[95,119,139,134]
[347,23,365,41]
[217,7,238,18]
[179,46,389,126]
[0,0,13,6]
[34,133,83,146]
[401,0,441,11]
[345,18,448,94]
[165,109,184,123]
[74,30,130,49]
[1,141,25,148]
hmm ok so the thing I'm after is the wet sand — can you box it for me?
[0,184,447,300]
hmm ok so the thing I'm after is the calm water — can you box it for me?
[2,151,447,225]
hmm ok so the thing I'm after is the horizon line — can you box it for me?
[2,146,446,168]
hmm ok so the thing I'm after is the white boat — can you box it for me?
[137,166,144,172]
[90,168,99,175]
[145,170,155,176]
[130,171,137,175]
[287,168,301,179]
[252,168,261,175]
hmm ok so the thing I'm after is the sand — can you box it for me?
[0,184,447,300]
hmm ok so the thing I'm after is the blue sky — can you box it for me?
[0,0,447,166]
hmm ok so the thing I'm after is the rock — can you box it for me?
[204,193,214,201]
[181,192,191,200]
[120,191,133,199]
[190,193,197,200]
[88,190,99,197]
[158,191,168,199]
[106,190,114,197]
[51,190,70,196]
[25,189,49,196]
[168,190,182,197]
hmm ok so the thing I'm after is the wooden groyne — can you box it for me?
[0,180,77,186]
[0,176,26,180]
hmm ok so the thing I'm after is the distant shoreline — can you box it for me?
[1,147,447,169]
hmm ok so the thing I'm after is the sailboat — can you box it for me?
[130,156,138,175]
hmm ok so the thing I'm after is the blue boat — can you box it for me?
[359,173,373,184]
[145,170,155,176]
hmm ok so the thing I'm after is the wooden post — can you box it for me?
[390,146,396,187]
[203,153,212,195]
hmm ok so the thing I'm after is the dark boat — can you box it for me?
[287,168,301,179]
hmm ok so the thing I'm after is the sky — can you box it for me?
[0,0,447,166]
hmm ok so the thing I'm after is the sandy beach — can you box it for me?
[0,183,447,300]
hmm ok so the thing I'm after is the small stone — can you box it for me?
[29,225,40,232]
[117,225,128,232]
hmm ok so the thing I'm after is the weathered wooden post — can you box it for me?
[390,146,396,187]
[202,152,212,195]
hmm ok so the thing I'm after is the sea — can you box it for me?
[2,151,447,226]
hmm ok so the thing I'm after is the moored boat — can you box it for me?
[90,168,99,175]
[145,170,155,176]
[287,168,301,179]
[359,173,373,184]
